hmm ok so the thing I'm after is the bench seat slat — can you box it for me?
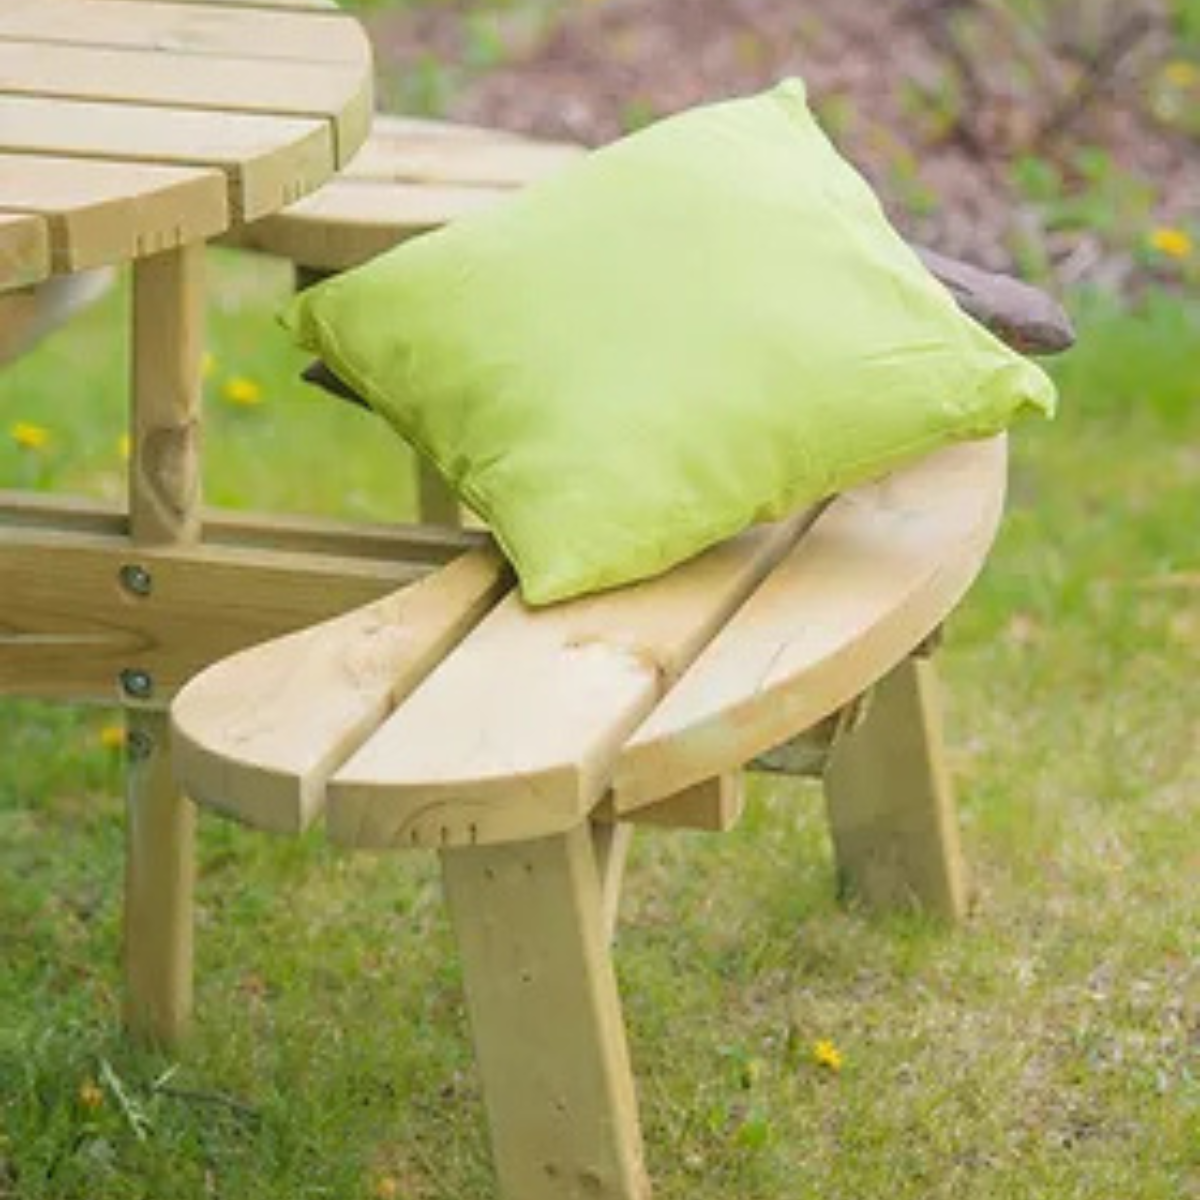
[326,510,819,850]
[171,547,511,833]
[613,438,1007,814]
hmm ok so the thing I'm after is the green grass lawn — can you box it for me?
[2,261,1199,1199]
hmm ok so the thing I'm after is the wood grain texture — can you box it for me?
[824,655,968,919]
[123,241,204,1046]
[622,775,745,832]
[342,120,581,185]
[0,489,482,564]
[326,510,818,851]
[0,155,228,270]
[0,38,371,165]
[122,708,195,1044]
[130,245,205,543]
[442,826,650,1200]
[172,548,511,833]
[612,439,1007,815]
[0,524,435,704]
[227,179,510,270]
[0,0,366,64]
[226,116,579,269]
[590,820,632,944]
[0,96,332,222]
[0,211,50,290]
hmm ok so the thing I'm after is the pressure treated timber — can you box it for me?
[0,0,367,66]
[612,438,1007,815]
[0,97,332,223]
[224,116,580,272]
[342,121,581,185]
[0,212,50,289]
[622,775,745,833]
[171,548,511,833]
[0,155,229,271]
[590,820,632,944]
[824,656,968,919]
[228,180,516,271]
[0,524,438,704]
[0,489,484,564]
[122,706,195,1042]
[122,244,204,1046]
[326,509,819,851]
[84,0,337,9]
[0,40,371,165]
[442,826,650,1200]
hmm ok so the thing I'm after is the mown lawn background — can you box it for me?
[2,254,1198,1200]
[2,0,1200,1186]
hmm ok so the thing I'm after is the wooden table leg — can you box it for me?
[823,655,968,920]
[442,825,650,1200]
[122,243,204,1043]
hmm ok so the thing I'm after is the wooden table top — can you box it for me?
[0,0,373,290]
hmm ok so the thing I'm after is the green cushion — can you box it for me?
[284,79,1055,606]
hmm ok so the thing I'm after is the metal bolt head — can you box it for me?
[119,563,153,597]
[126,729,155,762]
[120,668,154,700]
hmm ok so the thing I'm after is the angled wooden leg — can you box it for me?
[591,819,632,945]
[442,826,650,1200]
[823,655,968,920]
[123,243,204,1042]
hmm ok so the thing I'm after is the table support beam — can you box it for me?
[122,243,204,1044]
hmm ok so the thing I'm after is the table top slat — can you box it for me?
[325,509,819,850]
[613,439,1009,813]
[0,96,334,222]
[0,211,51,289]
[0,37,371,165]
[0,0,365,65]
[83,0,337,9]
[0,154,229,271]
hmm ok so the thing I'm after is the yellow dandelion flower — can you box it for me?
[99,724,127,750]
[117,433,131,461]
[78,1079,104,1110]
[222,376,264,407]
[10,421,49,451]
[1163,60,1200,89]
[812,1039,843,1073]
[373,1176,400,1200]
[1149,227,1193,260]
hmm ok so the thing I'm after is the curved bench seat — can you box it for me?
[172,436,1005,850]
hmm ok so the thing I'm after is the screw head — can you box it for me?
[119,668,154,700]
[126,729,155,761]
[119,563,153,597]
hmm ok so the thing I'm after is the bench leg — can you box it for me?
[123,711,195,1043]
[591,819,632,946]
[823,655,968,920]
[442,825,650,1200]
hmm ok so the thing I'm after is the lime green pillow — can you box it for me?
[285,79,1055,606]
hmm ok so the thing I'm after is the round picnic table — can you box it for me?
[0,0,375,1043]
